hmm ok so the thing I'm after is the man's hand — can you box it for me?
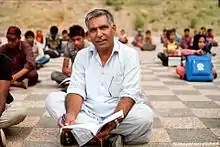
[57,113,76,128]
[63,68,72,77]
[96,121,116,138]
[11,74,19,83]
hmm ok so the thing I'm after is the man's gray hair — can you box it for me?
[85,9,114,28]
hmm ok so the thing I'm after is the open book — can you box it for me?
[61,110,124,146]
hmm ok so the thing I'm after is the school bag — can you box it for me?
[185,54,213,82]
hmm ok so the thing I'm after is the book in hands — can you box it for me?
[62,110,124,135]
[61,110,124,146]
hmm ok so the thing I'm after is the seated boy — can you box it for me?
[176,36,217,79]
[44,26,62,58]
[207,28,218,47]
[51,25,90,87]
[181,28,192,49]
[157,29,180,66]
[118,29,128,44]
[25,30,50,68]
[0,26,38,89]
[132,28,144,47]
[141,30,156,51]
[61,30,70,53]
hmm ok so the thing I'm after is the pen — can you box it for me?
[61,114,65,125]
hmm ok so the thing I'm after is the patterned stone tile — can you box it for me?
[206,95,220,101]
[5,127,32,142]
[146,90,175,96]
[153,117,163,128]
[147,95,180,101]
[161,117,206,129]
[10,93,29,101]
[142,143,173,147]
[193,85,220,89]
[15,116,40,128]
[198,89,220,96]
[166,85,194,91]
[159,77,183,82]
[7,141,24,147]
[26,94,48,101]
[176,95,211,101]
[142,86,168,90]
[167,129,219,143]
[155,109,195,117]
[172,143,220,147]
[172,90,200,95]
[25,128,60,142]
[151,101,187,109]
[199,118,220,128]
[24,101,45,108]
[163,81,189,85]
[150,129,171,143]
[24,142,62,147]
[183,101,220,108]
[27,108,45,116]
[36,117,58,128]
[192,109,220,118]
[141,81,165,86]
[214,101,220,106]
[210,128,220,139]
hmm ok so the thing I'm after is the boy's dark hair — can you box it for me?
[62,30,68,35]
[146,30,151,34]
[69,25,85,38]
[163,29,167,32]
[200,27,206,30]
[50,26,58,35]
[24,30,35,39]
[207,28,212,33]
[172,28,176,32]
[184,28,190,32]
[166,29,174,39]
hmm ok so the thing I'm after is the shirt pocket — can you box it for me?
[108,74,123,98]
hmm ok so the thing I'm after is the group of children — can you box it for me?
[119,28,156,51]
[158,27,218,80]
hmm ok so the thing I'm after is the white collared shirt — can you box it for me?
[67,39,143,118]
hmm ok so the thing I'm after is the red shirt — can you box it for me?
[0,41,36,74]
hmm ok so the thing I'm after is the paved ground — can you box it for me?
[5,38,220,147]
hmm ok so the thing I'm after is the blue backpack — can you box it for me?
[185,54,213,82]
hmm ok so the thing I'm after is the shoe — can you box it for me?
[0,129,6,147]
[103,134,124,147]
[214,73,217,79]
[60,128,77,146]
[211,53,216,56]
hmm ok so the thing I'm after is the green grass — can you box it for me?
[107,0,220,35]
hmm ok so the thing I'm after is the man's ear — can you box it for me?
[112,24,117,32]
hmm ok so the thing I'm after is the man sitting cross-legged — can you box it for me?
[0,26,38,89]
[51,25,90,88]
[46,9,153,146]
[0,53,27,147]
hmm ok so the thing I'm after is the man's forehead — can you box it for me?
[88,15,109,28]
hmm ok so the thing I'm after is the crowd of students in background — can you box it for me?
[0,23,218,146]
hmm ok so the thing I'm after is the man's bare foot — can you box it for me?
[11,81,27,89]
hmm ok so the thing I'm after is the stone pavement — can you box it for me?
[6,42,220,147]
